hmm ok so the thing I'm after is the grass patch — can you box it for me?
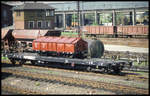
[61,32,78,37]
[1,56,9,60]
[131,71,149,74]
[35,82,40,86]
[133,61,148,67]
[61,31,87,38]
[48,71,53,74]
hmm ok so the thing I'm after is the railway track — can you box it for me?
[2,84,44,95]
[22,64,149,82]
[123,67,149,72]
[2,63,149,94]
[2,60,149,83]
[2,72,115,95]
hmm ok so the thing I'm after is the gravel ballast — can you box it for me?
[2,76,116,94]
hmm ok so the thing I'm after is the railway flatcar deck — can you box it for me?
[3,52,132,73]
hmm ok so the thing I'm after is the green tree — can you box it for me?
[85,13,95,25]
[99,13,112,25]
[107,14,112,23]
[123,16,130,25]
[116,13,129,25]
[72,14,78,22]
[92,22,98,26]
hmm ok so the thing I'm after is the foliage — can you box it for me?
[61,32,78,37]
[72,14,78,22]
[92,22,99,26]
[61,31,86,38]
[133,61,148,67]
[85,13,94,20]
[85,13,95,25]
[99,13,112,24]
[116,13,130,25]
[136,11,149,24]
[35,82,40,86]
[1,56,8,60]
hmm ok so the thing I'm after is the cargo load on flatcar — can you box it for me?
[32,36,104,59]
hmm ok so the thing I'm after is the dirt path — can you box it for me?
[98,38,148,48]
[104,44,148,53]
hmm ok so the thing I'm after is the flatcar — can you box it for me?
[1,28,132,73]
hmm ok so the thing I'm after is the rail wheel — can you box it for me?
[18,60,26,65]
[31,61,36,65]
[10,59,16,66]
[86,66,92,72]
[104,66,112,74]
[113,68,121,74]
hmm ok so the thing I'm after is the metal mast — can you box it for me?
[77,1,81,37]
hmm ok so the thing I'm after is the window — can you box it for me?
[16,11,21,16]
[46,10,54,16]
[3,9,7,18]
[46,21,51,28]
[37,11,42,17]
[28,21,34,29]
[46,10,50,16]
[37,21,42,28]
[50,10,54,16]
[54,16,57,23]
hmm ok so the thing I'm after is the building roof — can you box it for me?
[1,1,23,6]
[48,1,149,11]
[12,3,55,10]
[1,1,13,7]
[4,1,148,11]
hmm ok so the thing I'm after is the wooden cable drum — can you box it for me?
[85,39,104,58]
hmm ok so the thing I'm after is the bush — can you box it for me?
[92,22,99,26]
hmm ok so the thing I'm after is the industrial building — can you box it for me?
[47,1,149,28]
[1,1,149,29]
[1,2,13,28]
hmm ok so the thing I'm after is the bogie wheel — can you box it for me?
[113,69,121,74]
[86,66,92,72]
[104,68,109,73]
[18,60,26,65]
[31,61,36,65]
[10,59,16,66]
[104,67,112,74]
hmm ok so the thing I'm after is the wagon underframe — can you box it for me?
[3,52,132,73]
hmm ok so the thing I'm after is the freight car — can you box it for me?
[83,25,148,38]
[2,35,132,73]
[1,29,132,73]
[3,51,132,73]
[1,29,61,53]
[117,25,149,38]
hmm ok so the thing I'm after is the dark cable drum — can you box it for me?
[84,39,104,58]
